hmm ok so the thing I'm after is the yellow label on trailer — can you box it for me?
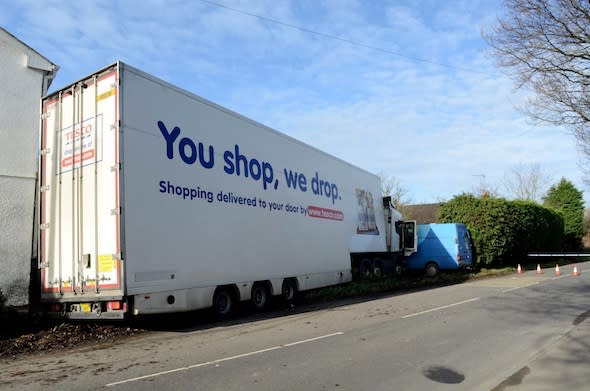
[98,254,114,273]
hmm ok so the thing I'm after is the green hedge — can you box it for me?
[437,194,564,267]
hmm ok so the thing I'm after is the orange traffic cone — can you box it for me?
[573,265,581,276]
[536,264,543,274]
[517,264,522,274]
[554,264,561,276]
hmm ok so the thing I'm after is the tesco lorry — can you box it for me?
[38,62,416,319]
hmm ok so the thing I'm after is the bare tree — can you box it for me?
[472,175,499,198]
[484,0,590,183]
[379,173,412,210]
[503,163,553,201]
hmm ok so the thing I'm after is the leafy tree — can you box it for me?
[543,178,585,249]
[484,0,590,183]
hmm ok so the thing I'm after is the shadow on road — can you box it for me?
[127,272,473,333]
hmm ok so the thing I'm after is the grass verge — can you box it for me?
[304,267,515,303]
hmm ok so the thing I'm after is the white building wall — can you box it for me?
[0,29,57,306]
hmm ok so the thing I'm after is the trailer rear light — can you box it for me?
[107,301,123,311]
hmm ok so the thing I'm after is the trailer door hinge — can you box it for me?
[111,207,121,216]
[40,223,50,230]
[40,148,51,156]
[82,254,91,268]
[40,185,50,192]
[110,163,121,172]
[39,261,49,269]
[41,112,51,120]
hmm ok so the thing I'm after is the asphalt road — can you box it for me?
[2,262,589,390]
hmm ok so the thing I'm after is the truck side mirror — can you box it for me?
[382,196,392,208]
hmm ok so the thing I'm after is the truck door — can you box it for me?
[402,221,417,256]
[39,67,123,301]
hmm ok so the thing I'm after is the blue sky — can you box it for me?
[2,0,585,205]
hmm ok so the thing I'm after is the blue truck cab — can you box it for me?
[403,223,473,277]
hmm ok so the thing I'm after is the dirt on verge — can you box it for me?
[0,311,146,360]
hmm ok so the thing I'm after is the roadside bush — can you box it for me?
[437,194,564,267]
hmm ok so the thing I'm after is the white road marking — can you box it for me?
[283,332,344,347]
[501,281,540,293]
[552,274,568,280]
[502,286,526,293]
[501,269,581,292]
[401,297,480,319]
[105,331,344,387]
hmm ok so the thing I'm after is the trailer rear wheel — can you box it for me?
[281,278,297,304]
[373,261,384,278]
[359,259,373,280]
[251,283,270,311]
[213,287,236,318]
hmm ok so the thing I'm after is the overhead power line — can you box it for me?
[197,0,495,76]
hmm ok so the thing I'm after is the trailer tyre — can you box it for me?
[373,261,384,278]
[251,283,270,311]
[213,288,236,318]
[359,259,373,280]
[425,262,440,278]
[281,278,297,304]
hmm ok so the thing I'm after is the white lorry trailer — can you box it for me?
[38,62,416,319]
